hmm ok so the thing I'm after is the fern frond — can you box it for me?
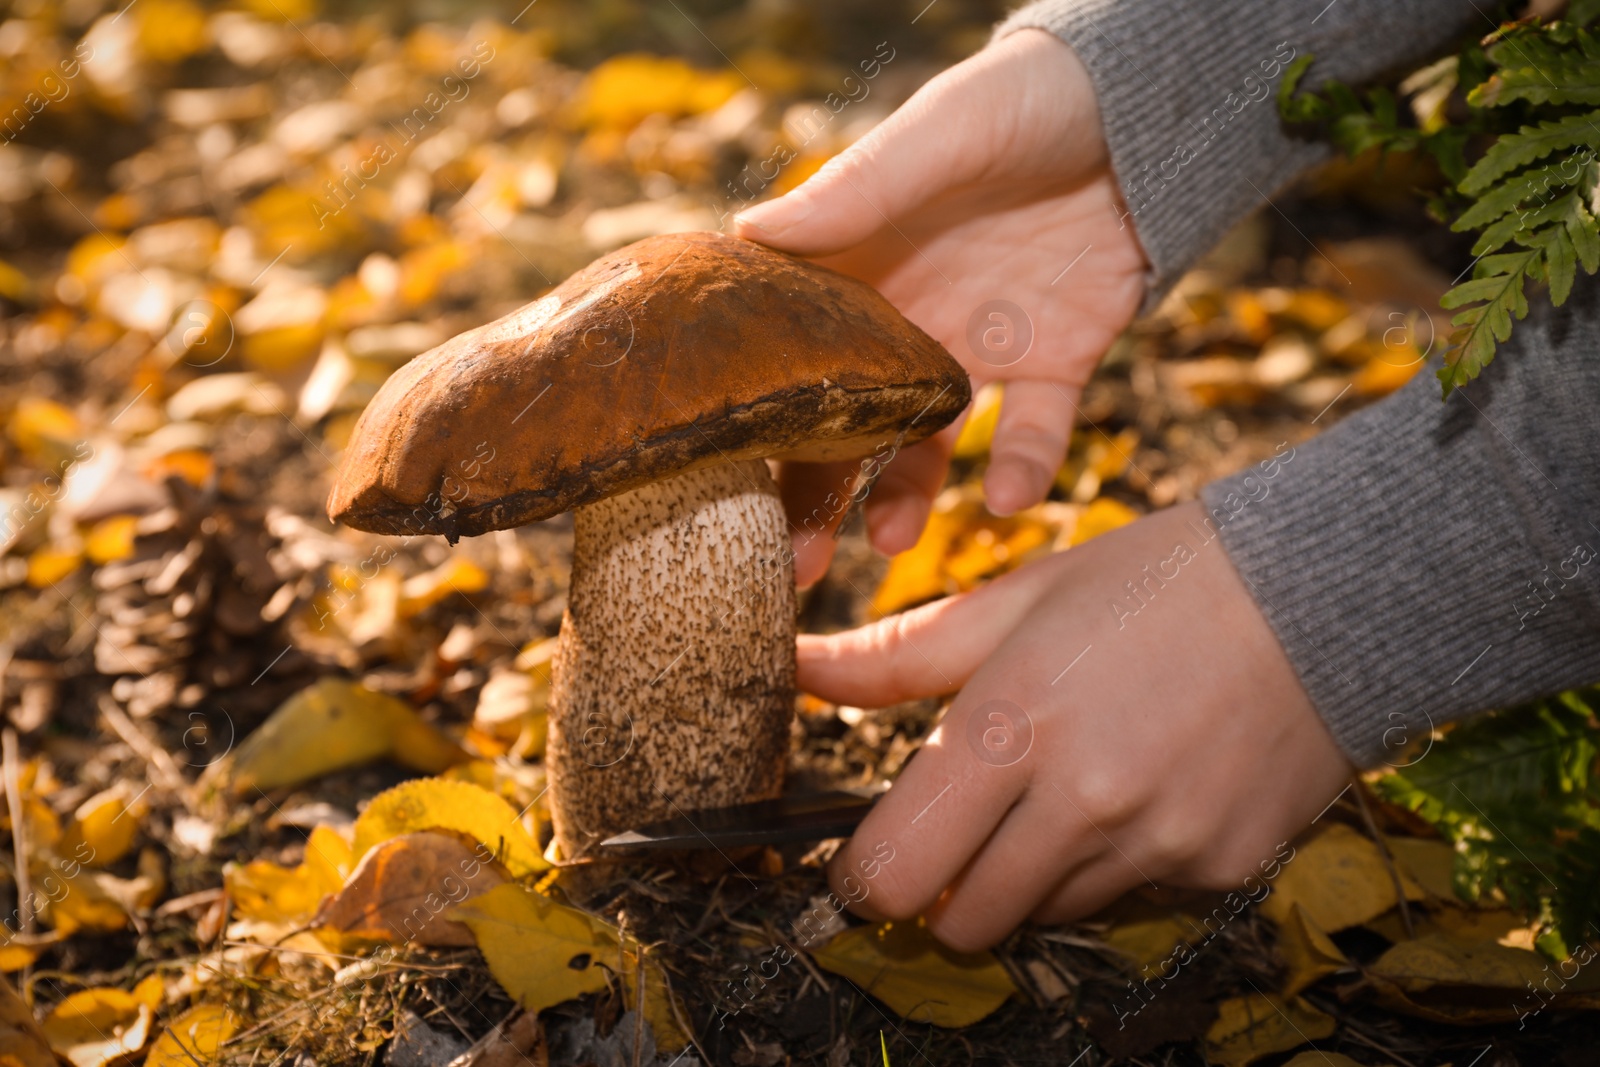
[1471,29,1600,106]
[1438,246,1539,394]
[1452,155,1593,230]
[1460,112,1600,195]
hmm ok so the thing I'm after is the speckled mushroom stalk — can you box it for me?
[549,459,794,859]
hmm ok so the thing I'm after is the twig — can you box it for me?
[659,964,710,1067]
[1352,779,1414,938]
[3,729,32,934]
[1338,1016,1423,1067]
[97,694,188,795]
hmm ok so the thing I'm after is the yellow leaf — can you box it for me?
[448,881,684,1050]
[61,783,147,867]
[1282,1055,1367,1067]
[811,919,1016,1028]
[0,258,32,303]
[1365,930,1600,1023]
[1279,288,1350,331]
[226,823,352,923]
[1099,906,1197,971]
[0,943,43,972]
[577,54,741,129]
[352,778,547,878]
[449,883,618,1011]
[871,504,962,616]
[1259,823,1423,933]
[1070,497,1139,545]
[136,0,207,63]
[0,974,54,1067]
[42,988,152,1067]
[225,678,467,793]
[1383,835,1457,901]
[400,557,490,617]
[132,975,164,1012]
[146,1004,238,1067]
[951,383,1002,459]
[1203,993,1335,1067]
[8,398,81,466]
[25,545,83,588]
[1277,903,1349,998]
[84,515,139,565]
[1353,352,1422,396]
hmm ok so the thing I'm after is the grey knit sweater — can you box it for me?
[996,0,1600,767]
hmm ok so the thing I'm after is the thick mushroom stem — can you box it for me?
[548,458,796,858]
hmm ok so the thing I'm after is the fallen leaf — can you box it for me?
[449,883,685,1052]
[351,778,547,878]
[1382,835,1457,901]
[224,678,468,793]
[26,545,84,588]
[474,1011,548,1067]
[448,883,617,1011]
[7,398,81,469]
[41,987,153,1067]
[61,783,147,867]
[950,383,1002,459]
[1277,903,1349,997]
[399,557,489,617]
[226,823,352,923]
[1282,1055,1368,1067]
[1203,993,1335,1067]
[145,1004,238,1067]
[811,919,1016,1028]
[0,974,54,1067]
[1366,930,1600,1023]
[1070,497,1139,546]
[1099,909,1197,971]
[315,830,508,946]
[84,515,140,565]
[1260,823,1423,933]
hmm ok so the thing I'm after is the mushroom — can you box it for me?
[327,231,969,858]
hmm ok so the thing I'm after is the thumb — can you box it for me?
[797,555,1054,706]
[731,65,991,256]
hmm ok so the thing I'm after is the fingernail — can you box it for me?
[986,458,1048,516]
[735,195,811,235]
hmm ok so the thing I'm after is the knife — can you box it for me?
[599,790,880,850]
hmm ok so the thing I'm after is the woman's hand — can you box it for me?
[798,501,1353,951]
[735,29,1148,585]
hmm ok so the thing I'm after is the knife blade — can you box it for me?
[599,790,879,850]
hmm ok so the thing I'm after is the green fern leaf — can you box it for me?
[1453,156,1592,230]
[1471,30,1600,107]
[1438,247,1538,393]
[1459,112,1600,195]
[1574,0,1600,27]
[1544,224,1578,304]
[1565,195,1600,271]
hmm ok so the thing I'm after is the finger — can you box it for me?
[863,432,952,557]
[796,553,1063,706]
[1028,858,1148,927]
[985,379,1077,516]
[731,48,1012,255]
[825,700,1032,922]
[775,459,855,587]
[920,790,1104,952]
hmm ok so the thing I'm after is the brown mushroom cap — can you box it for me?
[327,230,970,540]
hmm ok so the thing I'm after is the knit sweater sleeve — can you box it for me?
[1200,285,1600,767]
[994,0,1600,767]
[993,0,1480,305]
